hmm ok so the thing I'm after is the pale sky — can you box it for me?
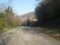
[12,0,36,15]
[0,0,42,15]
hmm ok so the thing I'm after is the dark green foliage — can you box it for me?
[0,12,5,30]
[34,0,60,33]
[0,13,4,18]
[35,0,60,28]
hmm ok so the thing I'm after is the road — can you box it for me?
[0,26,60,45]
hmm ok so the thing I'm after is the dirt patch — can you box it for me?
[47,34,60,41]
[33,27,60,41]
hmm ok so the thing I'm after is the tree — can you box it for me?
[4,6,19,27]
[0,0,20,34]
[35,0,60,28]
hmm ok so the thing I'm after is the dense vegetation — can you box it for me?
[0,6,19,34]
[34,0,60,33]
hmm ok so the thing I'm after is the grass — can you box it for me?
[0,26,17,34]
[0,28,9,34]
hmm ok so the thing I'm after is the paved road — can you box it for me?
[0,26,60,45]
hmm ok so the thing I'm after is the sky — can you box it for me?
[0,0,41,16]
[12,0,36,15]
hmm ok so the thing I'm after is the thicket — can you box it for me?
[0,6,19,34]
[35,0,60,33]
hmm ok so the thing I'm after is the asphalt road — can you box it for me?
[0,26,60,45]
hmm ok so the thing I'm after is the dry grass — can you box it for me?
[33,27,60,41]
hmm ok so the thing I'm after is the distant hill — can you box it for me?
[20,12,35,18]
[20,12,37,24]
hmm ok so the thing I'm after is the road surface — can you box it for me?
[0,26,60,45]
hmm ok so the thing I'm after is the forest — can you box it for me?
[34,0,60,33]
[0,1,19,34]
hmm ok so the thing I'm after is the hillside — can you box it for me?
[20,12,35,18]
[20,12,37,24]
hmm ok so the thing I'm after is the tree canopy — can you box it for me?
[35,0,60,28]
